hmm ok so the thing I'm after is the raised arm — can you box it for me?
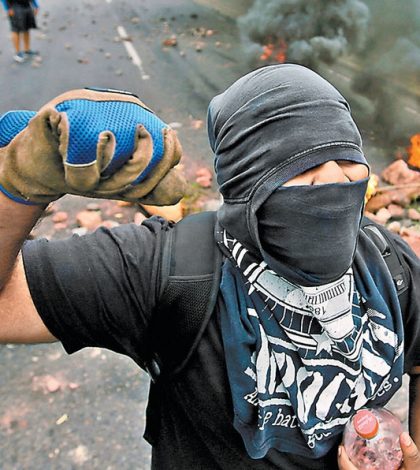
[0,194,54,343]
[0,88,185,344]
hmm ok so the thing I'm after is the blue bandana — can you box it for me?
[217,229,404,459]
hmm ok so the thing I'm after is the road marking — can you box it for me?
[326,68,351,82]
[405,106,420,116]
[105,0,112,3]
[116,25,150,80]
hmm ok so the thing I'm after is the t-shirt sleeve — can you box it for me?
[387,232,420,372]
[21,218,169,367]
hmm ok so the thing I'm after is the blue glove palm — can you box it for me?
[0,88,185,205]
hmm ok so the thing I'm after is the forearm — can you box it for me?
[409,371,420,445]
[0,191,45,290]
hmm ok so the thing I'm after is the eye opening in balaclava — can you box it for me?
[208,64,371,285]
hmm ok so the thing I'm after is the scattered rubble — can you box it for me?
[76,210,103,231]
[55,414,69,425]
[169,121,183,129]
[190,119,204,130]
[52,211,69,223]
[101,220,120,229]
[68,445,90,465]
[86,203,100,211]
[195,167,213,188]
[365,160,420,256]
[72,227,88,237]
[31,374,79,394]
[381,160,420,186]
[162,36,177,47]
[195,41,205,52]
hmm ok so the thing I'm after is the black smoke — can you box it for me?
[238,0,370,68]
[238,0,420,144]
[351,0,420,143]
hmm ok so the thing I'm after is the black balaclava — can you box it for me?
[208,64,369,286]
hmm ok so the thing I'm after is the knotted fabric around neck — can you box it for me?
[216,228,404,459]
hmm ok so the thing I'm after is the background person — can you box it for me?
[1,0,39,63]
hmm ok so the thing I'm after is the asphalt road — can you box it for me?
[0,0,252,171]
[0,0,416,468]
[0,1,250,468]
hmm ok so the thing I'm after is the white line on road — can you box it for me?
[405,106,420,116]
[116,25,150,80]
[326,68,351,83]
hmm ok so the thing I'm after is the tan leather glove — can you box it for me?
[0,88,186,205]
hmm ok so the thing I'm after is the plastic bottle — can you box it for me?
[342,408,403,469]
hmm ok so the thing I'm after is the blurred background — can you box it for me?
[0,0,419,468]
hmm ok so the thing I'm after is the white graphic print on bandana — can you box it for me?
[218,230,404,459]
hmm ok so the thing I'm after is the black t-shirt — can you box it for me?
[6,1,35,8]
[22,218,420,470]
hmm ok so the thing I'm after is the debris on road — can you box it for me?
[86,203,100,211]
[195,41,205,52]
[55,414,69,425]
[162,36,178,47]
[31,374,79,394]
[101,220,120,229]
[195,167,213,188]
[72,227,88,237]
[190,119,204,130]
[68,445,90,465]
[365,159,420,256]
[169,121,183,129]
[52,211,69,224]
[76,210,103,231]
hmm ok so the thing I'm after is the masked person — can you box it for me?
[0,65,419,470]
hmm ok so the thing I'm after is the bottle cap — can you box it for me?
[353,410,379,439]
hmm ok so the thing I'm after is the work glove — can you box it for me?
[0,88,186,205]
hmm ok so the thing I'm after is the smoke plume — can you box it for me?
[238,0,370,68]
[351,0,420,143]
[238,0,420,144]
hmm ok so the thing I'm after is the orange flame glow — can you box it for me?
[407,133,420,169]
[260,38,287,63]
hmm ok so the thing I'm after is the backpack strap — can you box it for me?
[145,214,409,381]
[361,216,409,312]
[146,211,222,382]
